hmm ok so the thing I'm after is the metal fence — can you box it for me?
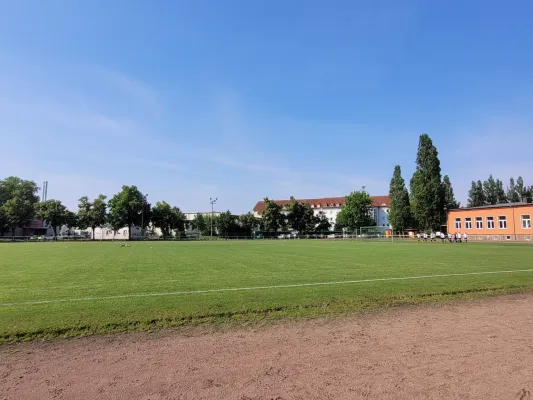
[2,233,533,243]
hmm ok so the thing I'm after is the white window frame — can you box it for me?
[498,216,507,229]
[475,217,483,229]
[454,218,461,230]
[465,217,472,230]
[486,216,494,229]
[521,214,531,230]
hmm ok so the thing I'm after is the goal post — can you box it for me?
[359,226,394,242]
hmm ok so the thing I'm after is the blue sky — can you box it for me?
[1,0,532,213]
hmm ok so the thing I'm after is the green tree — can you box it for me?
[239,212,258,235]
[216,210,238,237]
[482,175,498,205]
[315,211,331,232]
[496,179,508,204]
[335,188,375,232]
[442,175,460,209]
[516,176,526,200]
[507,177,520,203]
[191,213,207,234]
[76,196,91,231]
[388,165,412,233]
[409,134,446,230]
[151,201,186,238]
[204,214,218,236]
[92,194,108,234]
[285,197,316,232]
[467,180,486,207]
[0,177,40,236]
[64,210,79,236]
[261,197,284,232]
[107,209,126,240]
[35,200,67,237]
[77,195,108,240]
[108,186,149,240]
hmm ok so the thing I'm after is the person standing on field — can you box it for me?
[456,232,461,243]
[463,232,468,243]
[440,232,446,242]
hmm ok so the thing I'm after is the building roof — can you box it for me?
[253,196,390,213]
[449,202,533,211]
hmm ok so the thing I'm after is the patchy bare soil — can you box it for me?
[1,293,533,400]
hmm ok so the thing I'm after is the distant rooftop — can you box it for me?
[450,202,532,211]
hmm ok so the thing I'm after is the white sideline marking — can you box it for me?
[1,269,532,307]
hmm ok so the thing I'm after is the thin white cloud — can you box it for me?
[92,66,161,115]
[0,59,410,213]
[125,159,188,172]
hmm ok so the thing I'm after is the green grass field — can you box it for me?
[1,240,533,343]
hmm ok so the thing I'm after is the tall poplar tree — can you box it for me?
[467,180,486,207]
[507,178,520,203]
[388,165,411,233]
[409,134,446,230]
[496,179,507,204]
[442,175,460,209]
[482,175,498,205]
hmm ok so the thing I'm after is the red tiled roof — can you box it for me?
[253,196,390,213]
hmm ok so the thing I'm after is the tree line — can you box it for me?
[388,134,460,233]
[260,191,377,233]
[466,176,532,207]
[0,175,374,238]
[0,180,261,239]
[2,134,529,237]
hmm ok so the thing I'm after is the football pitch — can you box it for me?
[1,240,533,343]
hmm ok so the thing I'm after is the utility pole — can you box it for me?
[210,197,217,237]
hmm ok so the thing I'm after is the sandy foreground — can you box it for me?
[1,293,533,400]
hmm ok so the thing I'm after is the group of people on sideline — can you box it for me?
[416,232,468,243]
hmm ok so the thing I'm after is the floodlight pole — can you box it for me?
[210,197,218,237]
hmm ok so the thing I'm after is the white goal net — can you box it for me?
[358,226,394,242]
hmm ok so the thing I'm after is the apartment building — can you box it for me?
[253,196,391,229]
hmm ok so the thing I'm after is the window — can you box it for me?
[486,216,494,229]
[465,218,472,229]
[454,218,461,229]
[498,216,507,229]
[475,217,483,229]
[522,215,531,229]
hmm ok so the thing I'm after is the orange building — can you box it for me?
[447,202,533,241]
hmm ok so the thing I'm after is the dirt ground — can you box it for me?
[1,294,533,400]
